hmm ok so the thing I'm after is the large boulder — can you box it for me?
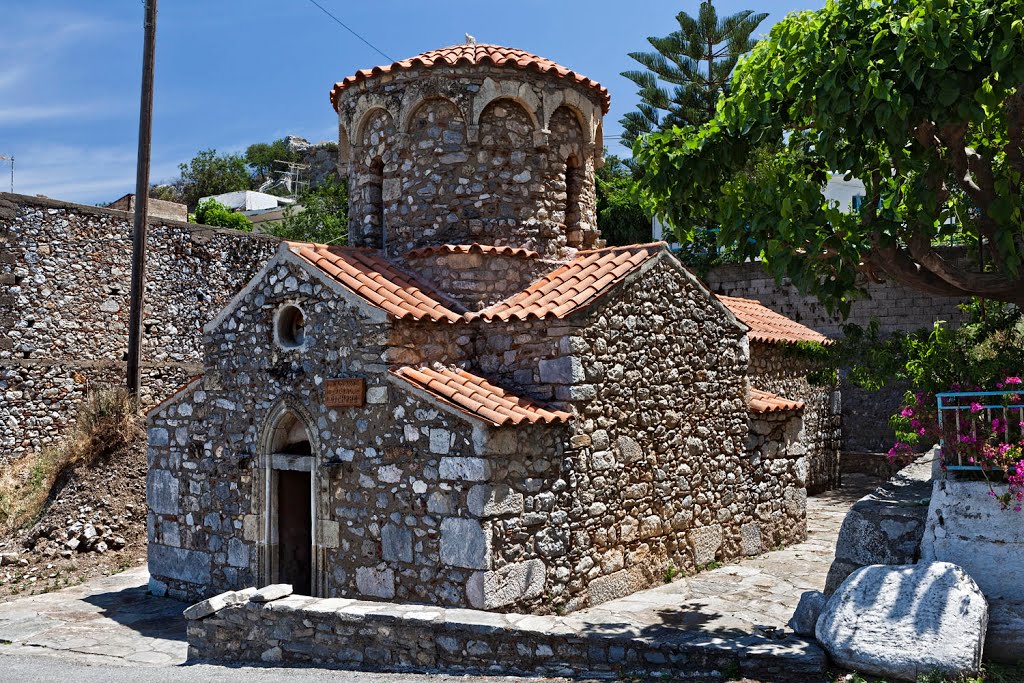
[816,562,987,681]
[824,454,933,595]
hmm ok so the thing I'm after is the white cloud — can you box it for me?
[0,102,123,126]
[12,142,181,205]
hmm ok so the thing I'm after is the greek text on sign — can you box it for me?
[324,378,365,407]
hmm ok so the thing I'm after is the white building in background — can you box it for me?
[652,173,867,242]
[197,190,295,213]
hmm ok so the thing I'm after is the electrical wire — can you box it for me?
[305,0,394,62]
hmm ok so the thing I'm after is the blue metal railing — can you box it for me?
[937,390,1024,471]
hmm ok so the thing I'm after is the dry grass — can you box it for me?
[0,386,143,535]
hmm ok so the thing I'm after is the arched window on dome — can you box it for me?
[365,157,384,249]
[564,155,584,248]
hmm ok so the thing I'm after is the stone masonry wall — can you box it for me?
[402,250,554,311]
[706,259,967,338]
[469,256,809,610]
[748,342,842,493]
[744,410,808,548]
[0,193,279,462]
[340,66,603,258]
[707,259,967,455]
[148,256,570,611]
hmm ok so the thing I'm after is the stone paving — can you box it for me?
[0,475,879,678]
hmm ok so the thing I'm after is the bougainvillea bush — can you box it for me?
[891,380,1024,509]
[805,298,1023,504]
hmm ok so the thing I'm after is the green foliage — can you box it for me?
[595,154,651,246]
[636,0,1024,314]
[177,149,251,210]
[267,175,348,245]
[245,138,299,183]
[833,300,1024,395]
[620,0,768,148]
[194,199,253,232]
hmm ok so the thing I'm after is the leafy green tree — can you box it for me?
[637,0,1024,314]
[620,1,768,149]
[194,199,253,232]
[595,155,651,246]
[178,149,251,210]
[267,175,348,245]
[245,139,299,184]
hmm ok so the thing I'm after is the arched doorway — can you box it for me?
[263,407,315,595]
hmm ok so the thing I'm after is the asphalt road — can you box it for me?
[0,652,613,683]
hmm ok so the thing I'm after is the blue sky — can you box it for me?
[0,0,817,204]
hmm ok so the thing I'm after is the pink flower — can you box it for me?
[1005,377,1022,385]
[901,406,915,418]
[970,402,984,413]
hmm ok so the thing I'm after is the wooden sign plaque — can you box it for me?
[324,378,366,407]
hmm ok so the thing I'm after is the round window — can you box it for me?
[276,305,306,349]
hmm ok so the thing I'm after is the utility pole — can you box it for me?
[126,0,158,396]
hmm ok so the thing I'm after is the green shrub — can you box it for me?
[194,199,253,232]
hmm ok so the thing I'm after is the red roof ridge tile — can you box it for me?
[331,44,610,114]
[748,388,805,414]
[468,242,667,322]
[717,294,833,346]
[390,365,573,427]
[286,242,465,323]
[404,243,543,260]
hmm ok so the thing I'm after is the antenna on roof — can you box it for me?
[465,33,477,46]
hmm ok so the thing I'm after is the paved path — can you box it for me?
[0,476,879,681]
[578,475,877,641]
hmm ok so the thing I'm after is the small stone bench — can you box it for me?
[185,584,826,679]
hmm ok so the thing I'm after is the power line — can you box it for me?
[305,0,393,63]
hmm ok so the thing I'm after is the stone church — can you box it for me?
[147,43,831,613]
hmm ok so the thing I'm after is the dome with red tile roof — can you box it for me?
[331,43,610,114]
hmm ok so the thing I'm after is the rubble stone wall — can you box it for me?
[0,193,279,462]
[747,342,842,493]
[339,66,603,258]
[402,250,553,311]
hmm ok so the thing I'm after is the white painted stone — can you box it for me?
[439,457,490,482]
[440,517,490,569]
[921,479,1024,600]
[355,566,395,599]
[816,562,987,681]
[250,584,292,602]
[466,559,546,609]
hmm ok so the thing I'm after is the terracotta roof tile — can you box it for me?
[748,388,805,414]
[404,243,542,260]
[717,295,833,345]
[332,44,610,113]
[470,243,666,322]
[391,365,572,427]
[288,242,463,323]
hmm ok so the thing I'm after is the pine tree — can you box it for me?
[620,1,768,148]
